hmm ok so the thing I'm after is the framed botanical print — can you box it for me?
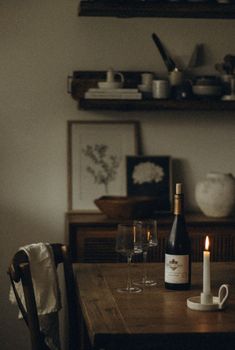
[126,155,172,213]
[67,120,140,211]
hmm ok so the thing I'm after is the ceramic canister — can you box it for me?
[152,80,170,99]
[195,172,235,218]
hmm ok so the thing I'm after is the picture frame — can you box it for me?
[67,120,140,212]
[126,155,172,213]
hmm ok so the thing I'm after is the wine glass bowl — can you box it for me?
[115,223,143,293]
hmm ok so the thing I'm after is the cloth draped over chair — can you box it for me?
[9,242,62,350]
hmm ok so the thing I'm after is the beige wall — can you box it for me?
[0,1,235,349]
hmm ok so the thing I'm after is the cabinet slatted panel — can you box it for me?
[68,213,235,263]
[81,235,235,263]
[83,238,117,263]
[211,234,235,262]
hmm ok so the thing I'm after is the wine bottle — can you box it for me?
[164,183,191,290]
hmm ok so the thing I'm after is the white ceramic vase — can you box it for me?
[195,172,235,218]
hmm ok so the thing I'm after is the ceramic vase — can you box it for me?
[195,172,235,218]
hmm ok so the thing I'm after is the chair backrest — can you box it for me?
[8,243,79,350]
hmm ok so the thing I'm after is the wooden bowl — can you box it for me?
[94,196,157,219]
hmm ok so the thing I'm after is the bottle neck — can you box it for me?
[174,194,184,215]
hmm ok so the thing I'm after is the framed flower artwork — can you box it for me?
[67,120,141,212]
[126,155,172,213]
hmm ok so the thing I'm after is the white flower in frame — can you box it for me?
[132,161,164,185]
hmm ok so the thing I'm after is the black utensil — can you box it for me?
[151,33,176,72]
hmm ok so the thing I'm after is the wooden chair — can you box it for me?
[7,243,81,350]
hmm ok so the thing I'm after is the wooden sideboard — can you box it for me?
[66,212,235,263]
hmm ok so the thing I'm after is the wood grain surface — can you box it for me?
[74,262,235,350]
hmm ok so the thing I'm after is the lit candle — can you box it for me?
[201,235,213,305]
[203,236,211,294]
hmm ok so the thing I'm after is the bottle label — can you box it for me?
[165,254,189,284]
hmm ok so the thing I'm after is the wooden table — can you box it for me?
[74,262,235,350]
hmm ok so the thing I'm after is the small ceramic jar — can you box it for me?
[195,172,235,218]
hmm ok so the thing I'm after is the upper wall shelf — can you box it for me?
[78,1,235,19]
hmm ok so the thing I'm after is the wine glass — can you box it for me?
[133,219,158,287]
[115,223,143,293]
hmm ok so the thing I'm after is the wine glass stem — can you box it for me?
[143,251,148,282]
[231,78,235,94]
[127,254,132,290]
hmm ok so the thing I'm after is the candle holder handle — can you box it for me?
[218,284,229,309]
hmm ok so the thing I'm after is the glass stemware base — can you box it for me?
[116,286,143,293]
[133,277,157,287]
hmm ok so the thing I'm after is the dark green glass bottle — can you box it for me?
[165,183,191,290]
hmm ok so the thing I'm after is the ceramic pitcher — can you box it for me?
[195,172,235,217]
[106,68,124,84]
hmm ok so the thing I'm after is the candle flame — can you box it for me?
[205,236,210,251]
[147,230,150,241]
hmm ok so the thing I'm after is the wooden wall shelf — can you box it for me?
[78,98,235,111]
[78,1,235,19]
[69,70,235,112]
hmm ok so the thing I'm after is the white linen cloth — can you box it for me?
[9,242,62,350]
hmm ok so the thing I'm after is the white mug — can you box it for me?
[152,80,170,99]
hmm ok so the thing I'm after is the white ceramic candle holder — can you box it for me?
[187,284,229,311]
